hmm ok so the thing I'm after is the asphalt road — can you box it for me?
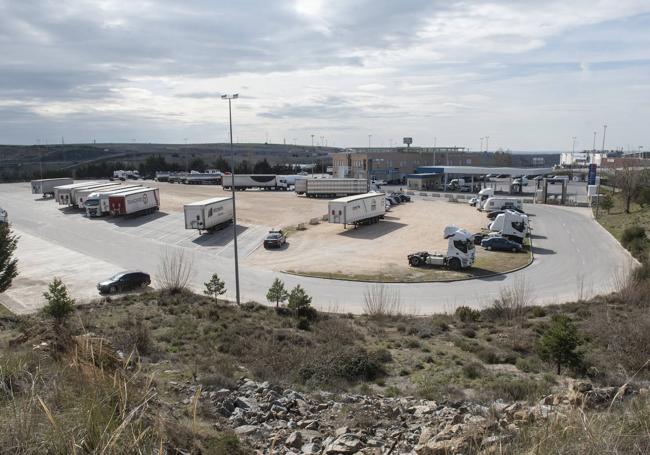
[0,182,633,314]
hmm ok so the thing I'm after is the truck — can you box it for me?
[488,210,529,243]
[84,185,143,217]
[407,226,476,270]
[480,196,524,213]
[0,208,7,224]
[469,187,495,207]
[73,183,124,208]
[184,197,233,232]
[222,174,288,191]
[31,178,74,198]
[54,182,100,205]
[328,192,385,227]
[109,187,160,216]
[113,170,140,181]
[181,173,222,185]
[296,178,368,198]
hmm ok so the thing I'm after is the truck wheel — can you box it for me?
[409,256,421,267]
[449,258,461,270]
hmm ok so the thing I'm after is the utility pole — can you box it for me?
[485,136,490,153]
[480,137,484,152]
[221,93,241,306]
[572,136,576,154]
[367,134,372,188]
[601,124,607,154]
[311,134,314,148]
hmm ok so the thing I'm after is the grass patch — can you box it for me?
[595,190,650,259]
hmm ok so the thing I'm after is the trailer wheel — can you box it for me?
[449,257,461,270]
[409,256,421,267]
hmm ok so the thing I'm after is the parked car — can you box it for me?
[481,236,523,252]
[391,193,411,202]
[469,197,478,207]
[385,196,401,206]
[97,271,151,294]
[264,229,286,249]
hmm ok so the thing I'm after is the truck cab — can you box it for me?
[488,210,529,243]
[408,226,475,269]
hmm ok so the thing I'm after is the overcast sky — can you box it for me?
[1,0,649,150]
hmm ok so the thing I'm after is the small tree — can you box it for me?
[0,223,18,293]
[614,164,641,214]
[599,194,613,214]
[204,273,226,304]
[42,278,75,324]
[266,278,289,308]
[536,315,583,375]
[287,285,316,321]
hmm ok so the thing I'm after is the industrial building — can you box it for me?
[406,166,554,191]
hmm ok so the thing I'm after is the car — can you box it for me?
[264,229,286,248]
[481,236,523,252]
[391,193,411,202]
[486,210,505,220]
[469,197,478,207]
[385,196,400,206]
[97,271,151,294]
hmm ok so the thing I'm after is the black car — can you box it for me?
[481,236,523,252]
[392,193,411,202]
[264,230,286,249]
[97,271,151,294]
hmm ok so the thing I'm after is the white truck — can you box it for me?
[113,170,140,180]
[54,182,100,205]
[480,196,524,213]
[296,178,368,198]
[488,210,529,243]
[222,174,288,191]
[328,192,385,227]
[31,178,74,198]
[184,197,233,232]
[73,183,124,208]
[84,185,143,217]
[469,187,495,207]
[407,226,476,270]
[108,187,160,217]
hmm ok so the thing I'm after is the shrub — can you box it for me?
[362,284,403,319]
[536,315,583,374]
[287,285,317,321]
[455,306,481,323]
[462,327,476,338]
[203,273,226,304]
[462,362,485,379]
[157,249,194,294]
[0,223,18,294]
[114,314,154,356]
[530,306,547,318]
[515,357,541,373]
[266,278,289,308]
[41,278,75,324]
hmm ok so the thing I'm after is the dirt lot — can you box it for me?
[146,181,328,227]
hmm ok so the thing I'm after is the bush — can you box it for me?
[536,314,583,375]
[287,285,317,321]
[41,278,75,324]
[515,357,541,373]
[462,362,485,379]
[455,306,481,323]
[530,306,547,318]
[462,327,476,338]
[114,314,154,356]
[621,226,647,258]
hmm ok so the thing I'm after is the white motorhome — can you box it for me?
[54,182,100,205]
[481,197,524,213]
[488,210,529,243]
[84,185,143,217]
[31,178,74,198]
[184,197,233,232]
[407,225,476,270]
[328,192,385,227]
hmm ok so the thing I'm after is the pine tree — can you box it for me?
[42,278,75,324]
[536,315,583,374]
[204,273,226,304]
[600,194,613,214]
[0,223,18,294]
[287,285,316,321]
[266,278,289,308]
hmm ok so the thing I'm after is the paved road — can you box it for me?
[0,182,633,314]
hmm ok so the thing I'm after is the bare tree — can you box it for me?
[363,283,403,319]
[485,276,533,324]
[614,164,641,214]
[157,249,194,293]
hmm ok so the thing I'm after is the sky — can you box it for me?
[1,0,649,151]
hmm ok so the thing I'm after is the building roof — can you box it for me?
[330,192,383,203]
[184,197,232,206]
[414,166,553,176]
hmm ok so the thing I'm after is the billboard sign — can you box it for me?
[588,163,597,185]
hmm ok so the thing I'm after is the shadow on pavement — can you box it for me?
[531,246,556,255]
[105,211,169,227]
[338,220,406,240]
[530,233,547,239]
[191,224,249,247]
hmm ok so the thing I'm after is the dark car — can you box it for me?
[264,230,286,249]
[392,193,411,202]
[481,236,523,252]
[486,210,504,220]
[97,271,151,294]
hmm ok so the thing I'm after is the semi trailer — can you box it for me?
[31,178,74,198]
[222,174,288,191]
[109,187,160,216]
[296,178,368,198]
[84,185,143,217]
[328,192,385,227]
[181,173,222,185]
[184,197,233,232]
[480,196,524,213]
[407,226,476,270]
[488,210,529,243]
[73,183,124,208]
[54,182,100,205]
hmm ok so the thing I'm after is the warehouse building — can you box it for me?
[406,166,554,191]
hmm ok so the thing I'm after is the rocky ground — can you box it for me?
[173,377,637,454]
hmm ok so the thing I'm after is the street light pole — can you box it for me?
[485,136,490,153]
[221,93,241,306]
[601,124,607,153]
[480,137,483,152]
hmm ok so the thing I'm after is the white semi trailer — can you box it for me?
[296,178,368,198]
[31,178,74,198]
[328,192,385,227]
[84,185,143,217]
[480,196,524,213]
[54,182,100,205]
[488,210,529,243]
[222,174,288,191]
[109,187,160,217]
[74,183,124,208]
[407,226,476,270]
[184,197,233,232]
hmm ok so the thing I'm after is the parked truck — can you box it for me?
[488,210,529,243]
[222,174,288,191]
[84,185,143,217]
[54,182,100,205]
[184,197,233,232]
[480,196,524,213]
[328,192,385,227]
[31,178,74,198]
[182,173,222,185]
[74,183,124,208]
[469,187,495,207]
[109,187,160,216]
[296,178,368,198]
[407,226,476,270]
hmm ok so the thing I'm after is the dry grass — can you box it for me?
[157,248,194,293]
[363,283,405,319]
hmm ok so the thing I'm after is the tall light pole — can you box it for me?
[367,134,372,188]
[601,124,607,153]
[572,136,576,154]
[311,134,314,148]
[485,136,490,153]
[221,93,241,306]
[480,137,484,152]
